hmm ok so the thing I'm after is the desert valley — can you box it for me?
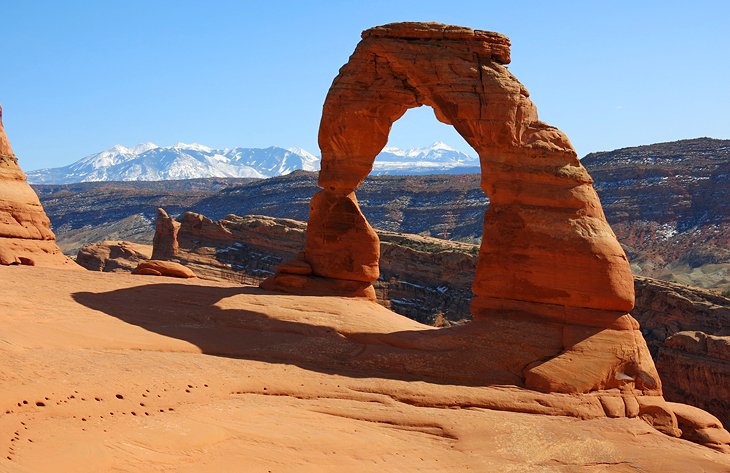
[2,17,729,473]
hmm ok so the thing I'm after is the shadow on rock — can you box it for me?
[73,283,610,388]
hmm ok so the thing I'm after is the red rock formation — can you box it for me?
[76,240,152,272]
[151,207,180,260]
[258,22,729,444]
[0,104,76,268]
[164,210,476,306]
[633,276,730,427]
[264,21,648,389]
[132,260,196,278]
[669,402,730,453]
[267,22,632,309]
[159,210,730,439]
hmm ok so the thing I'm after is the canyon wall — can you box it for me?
[633,276,730,427]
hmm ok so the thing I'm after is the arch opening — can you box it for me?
[357,105,484,240]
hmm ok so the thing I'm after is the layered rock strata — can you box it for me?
[151,210,477,321]
[155,211,730,430]
[0,105,75,267]
[76,240,152,272]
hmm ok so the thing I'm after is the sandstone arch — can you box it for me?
[265,22,634,316]
[261,22,666,398]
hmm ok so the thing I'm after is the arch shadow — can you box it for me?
[71,282,605,388]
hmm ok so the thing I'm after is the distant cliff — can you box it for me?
[171,212,478,324]
[632,276,730,427]
[583,138,730,289]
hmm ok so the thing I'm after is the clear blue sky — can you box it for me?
[2,0,729,170]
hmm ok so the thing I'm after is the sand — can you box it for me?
[1,265,728,472]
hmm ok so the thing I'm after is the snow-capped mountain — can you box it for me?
[27,143,320,184]
[27,141,478,184]
[371,141,478,174]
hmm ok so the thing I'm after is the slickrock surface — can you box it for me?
[145,211,730,428]
[265,22,652,397]
[0,105,76,267]
[76,240,152,272]
[1,265,729,471]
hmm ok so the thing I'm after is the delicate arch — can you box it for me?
[264,22,634,318]
[257,22,675,396]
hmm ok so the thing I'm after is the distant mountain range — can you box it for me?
[26,143,319,183]
[26,141,478,184]
[369,142,478,175]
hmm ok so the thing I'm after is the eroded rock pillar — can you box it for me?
[261,189,380,299]
[151,207,181,260]
[304,190,379,282]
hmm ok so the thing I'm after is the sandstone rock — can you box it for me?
[304,190,379,282]
[132,260,196,279]
[260,273,376,300]
[76,241,152,272]
[637,396,682,438]
[584,138,730,291]
[264,22,650,400]
[268,22,633,313]
[177,211,235,245]
[151,207,180,260]
[4,265,730,470]
[668,402,730,453]
[172,209,730,449]
[659,331,730,427]
[633,276,730,427]
[275,257,312,275]
[170,211,475,312]
[134,266,162,276]
[0,104,76,268]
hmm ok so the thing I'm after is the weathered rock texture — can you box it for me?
[3,265,730,469]
[584,138,730,291]
[0,105,74,267]
[633,276,730,428]
[152,209,730,447]
[156,210,477,320]
[669,401,730,453]
[76,240,152,272]
[263,22,655,399]
[132,260,196,279]
[151,207,180,260]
